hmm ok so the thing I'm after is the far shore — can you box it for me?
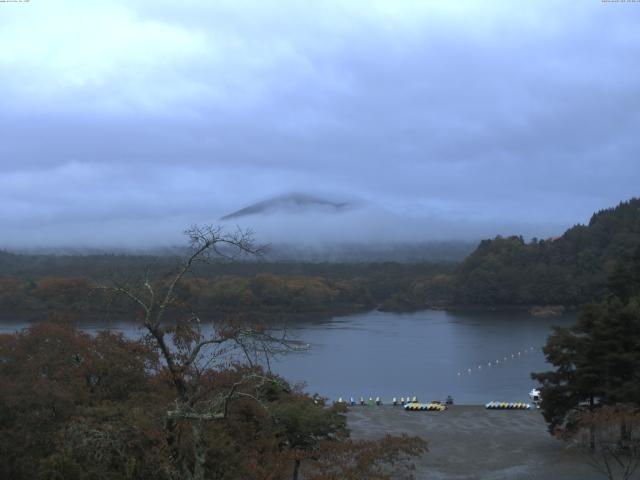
[381,303,577,316]
[0,303,577,329]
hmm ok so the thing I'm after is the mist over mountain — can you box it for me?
[221,193,351,220]
[2,188,565,254]
[3,240,476,263]
[263,241,475,263]
[219,196,564,248]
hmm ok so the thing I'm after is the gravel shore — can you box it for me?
[347,405,604,480]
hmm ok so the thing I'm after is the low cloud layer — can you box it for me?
[1,1,639,248]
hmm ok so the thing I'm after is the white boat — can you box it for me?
[529,388,541,407]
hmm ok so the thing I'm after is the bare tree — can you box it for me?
[100,225,299,480]
[564,405,640,480]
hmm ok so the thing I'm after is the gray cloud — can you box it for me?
[1,0,639,247]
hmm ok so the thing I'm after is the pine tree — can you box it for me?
[532,250,640,435]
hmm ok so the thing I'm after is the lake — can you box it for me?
[271,309,573,405]
[0,309,574,405]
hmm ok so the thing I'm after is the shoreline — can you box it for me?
[381,303,577,314]
[347,405,600,479]
[0,303,576,325]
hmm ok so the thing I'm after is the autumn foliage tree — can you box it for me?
[0,318,165,479]
[0,226,428,480]
[562,405,640,480]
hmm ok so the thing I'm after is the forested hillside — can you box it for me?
[396,198,640,308]
[2,199,638,315]
[0,251,452,318]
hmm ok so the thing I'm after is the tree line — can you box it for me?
[0,252,453,317]
[386,198,640,310]
[0,273,375,318]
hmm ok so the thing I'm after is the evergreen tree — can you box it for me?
[532,249,640,435]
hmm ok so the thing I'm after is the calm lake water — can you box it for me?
[0,309,574,405]
[271,309,574,405]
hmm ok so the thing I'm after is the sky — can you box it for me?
[1,0,639,248]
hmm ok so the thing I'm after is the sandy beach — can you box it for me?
[347,405,604,480]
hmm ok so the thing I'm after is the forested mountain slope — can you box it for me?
[452,198,640,305]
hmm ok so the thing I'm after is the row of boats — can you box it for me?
[334,389,542,410]
[485,401,531,410]
[336,397,388,406]
[336,396,452,406]
[404,402,447,411]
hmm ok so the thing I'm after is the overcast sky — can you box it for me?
[1,0,639,247]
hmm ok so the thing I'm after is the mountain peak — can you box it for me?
[221,193,350,220]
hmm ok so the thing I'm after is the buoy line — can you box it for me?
[456,347,536,377]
